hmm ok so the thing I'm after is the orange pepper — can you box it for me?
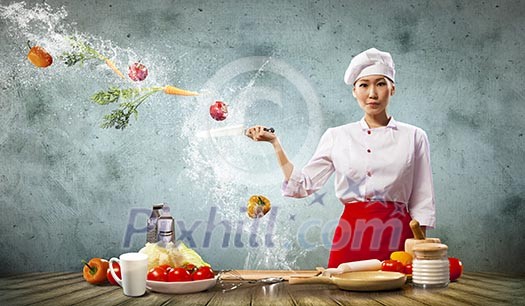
[247,195,271,218]
[27,41,53,68]
[390,251,413,266]
[82,258,109,284]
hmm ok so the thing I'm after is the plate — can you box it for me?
[331,271,406,291]
[146,276,217,294]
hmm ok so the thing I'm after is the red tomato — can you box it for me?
[106,262,121,286]
[403,264,413,275]
[157,264,173,272]
[147,267,168,282]
[192,266,214,280]
[184,263,197,273]
[381,260,404,273]
[449,257,463,281]
[167,267,192,282]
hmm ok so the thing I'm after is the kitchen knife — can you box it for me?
[196,124,275,138]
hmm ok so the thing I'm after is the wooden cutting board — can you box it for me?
[219,270,320,281]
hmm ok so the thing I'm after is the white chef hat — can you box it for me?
[344,48,395,85]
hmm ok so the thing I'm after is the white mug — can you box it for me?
[109,252,148,297]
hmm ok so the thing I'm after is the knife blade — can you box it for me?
[196,124,275,138]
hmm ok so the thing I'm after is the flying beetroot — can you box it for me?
[209,101,228,121]
[128,61,148,81]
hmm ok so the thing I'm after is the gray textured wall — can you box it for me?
[0,0,524,274]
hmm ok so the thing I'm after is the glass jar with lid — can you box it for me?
[412,243,449,288]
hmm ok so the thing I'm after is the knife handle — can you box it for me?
[263,127,275,133]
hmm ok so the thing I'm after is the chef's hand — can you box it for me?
[247,125,292,180]
[245,125,276,143]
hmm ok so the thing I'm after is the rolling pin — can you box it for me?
[404,219,441,258]
[320,259,382,277]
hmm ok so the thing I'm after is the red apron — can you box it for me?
[327,201,413,268]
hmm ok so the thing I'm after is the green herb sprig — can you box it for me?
[91,86,164,129]
[59,36,104,66]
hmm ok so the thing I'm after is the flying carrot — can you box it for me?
[104,58,125,80]
[60,36,125,80]
[163,85,199,96]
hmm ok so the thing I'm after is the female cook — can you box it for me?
[246,48,436,268]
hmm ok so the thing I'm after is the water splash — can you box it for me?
[0,1,194,132]
[180,55,325,270]
[1,1,324,271]
[242,57,271,90]
[0,1,69,50]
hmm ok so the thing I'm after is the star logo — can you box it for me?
[389,202,407,217]
[341,174,365,199]
[364,196,389,209]
[310,191,327,206]
[289,214,296,221]
[339,171,390,208]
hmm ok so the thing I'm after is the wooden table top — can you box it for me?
[1,271,524,305]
